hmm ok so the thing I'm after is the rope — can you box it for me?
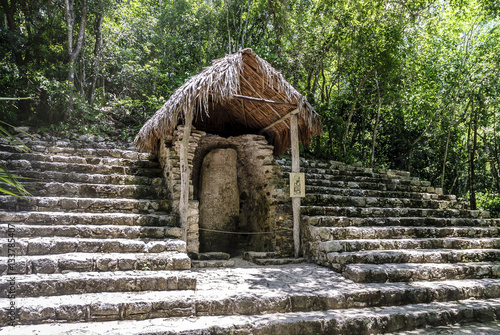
[198,228,287,235]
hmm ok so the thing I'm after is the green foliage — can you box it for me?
[0,121,30,197]
[477,191,500,218]
[1,0,500,200]
[35,75,73,123]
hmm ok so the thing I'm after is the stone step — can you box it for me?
[0,135,132,148]
[0,271,196,297]
[242,251,306,265]
[315,237,500,254]
[305,185,456,201]
[284,158,412,173]
[304,215,500,228]
[309,226,500,241]
[2,137,126,149]
[0,151,160,168]
[343,262,500,283]
[307,215,500,228]
[10,170,163,186]
[243,251,278,261]
[282,166,419,184]
[0,196,172,214]
[281,165,427,184]
[286,170,428,186]
[279,160,412,178]
[191,260,235,268]
[325,249,500,270]
[4,276,500,327]
[303,194,466,210]
[252,258,307,266]
[0,237,186,256]
[5,160,162,177]
[1,251,191,275]
[191,252,231,260]
[303,177,440,194]
[24,182,169,199]
[0,142,155,160]
[0,212,179,227]
[5,298,500,334]
[386,321,500,335]
[0,224,182,239]
[302,206,489,219]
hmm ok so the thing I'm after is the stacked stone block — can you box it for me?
[5,133,500,333]
[279,158,500,284]
[0,134,195,327]
[158,126,205,254]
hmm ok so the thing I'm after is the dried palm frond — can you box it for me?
[135,48,322,156]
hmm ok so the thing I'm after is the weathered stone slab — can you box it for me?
[199,148,239,254]
[191,260,235,268]
[343,262,500,283]
[0,271,196,297]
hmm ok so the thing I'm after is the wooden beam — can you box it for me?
[233,94,297,107]
[261,108,299,133]
[290,112,301,258]
[242,100,248,127]
[240,75,285,125]
[180,110,193,244]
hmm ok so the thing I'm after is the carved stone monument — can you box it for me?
[199,148,239,253]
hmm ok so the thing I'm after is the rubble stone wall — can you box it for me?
[194,134,291,255]
[159,128,293,257]
[158,126,206,255]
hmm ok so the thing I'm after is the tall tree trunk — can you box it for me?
[226,0,232,53]
[310,72,319,104]
[493,125,500,193]
[320,66,326,102]
[468,96,477,210]
[441,116,453,190]
[450,144,463,195]
[441,99,472,189]
[407,118,435,173]
[480,132,500,192]
[370,72,381,168]
[64,0,88,120]
[342,66,379,153]
[1,0,31,117]
[267,0,282,51]
[89,0,104,105]
[237,0,252,48]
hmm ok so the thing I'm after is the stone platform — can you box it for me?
[3,133,500,334]
[4,260,500,334]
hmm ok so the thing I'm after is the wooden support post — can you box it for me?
[260,108,300,133]
[180,110,193,243]
[290,109,301,258]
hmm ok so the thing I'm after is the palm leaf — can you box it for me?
[0,121,31,152]
[0,165,30,198]
[0,116,32,197]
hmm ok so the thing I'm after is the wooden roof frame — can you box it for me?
[134,48,322,156]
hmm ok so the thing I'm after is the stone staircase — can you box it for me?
[0,135,195,327]
[279,158,500,285]
[4,135,500,334]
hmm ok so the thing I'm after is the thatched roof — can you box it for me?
[134,48,322,156]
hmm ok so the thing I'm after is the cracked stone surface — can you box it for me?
[389,321,500,334]
[5,261,500,326]
[4,136,500,334]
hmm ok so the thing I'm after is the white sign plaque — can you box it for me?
[290,172,305,198]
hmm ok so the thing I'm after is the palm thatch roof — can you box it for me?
[134,48,322,156]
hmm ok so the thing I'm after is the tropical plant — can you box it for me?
[0,99,31,197]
